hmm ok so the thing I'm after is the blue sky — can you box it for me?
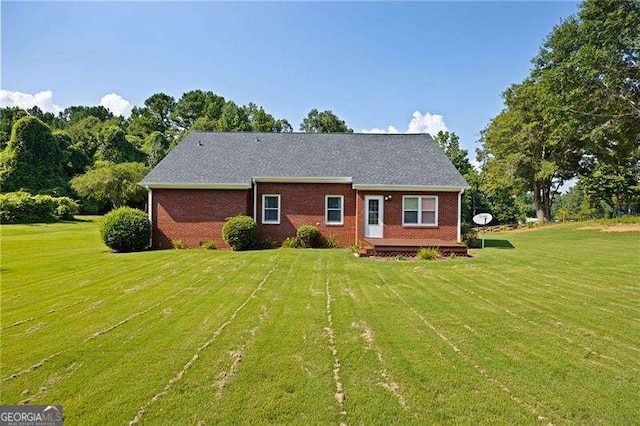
[2,1,579,158]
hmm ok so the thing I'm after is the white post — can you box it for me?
[147,187,153,247]
[252,179,257,222]
[147,187,153,222]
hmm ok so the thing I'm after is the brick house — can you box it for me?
[140,132,470,254]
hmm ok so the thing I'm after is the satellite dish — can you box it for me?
[473,213,493,226]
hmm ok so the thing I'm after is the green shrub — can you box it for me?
[222,215,259,251]
[172,239,185,249]
[201,240,217,250]
[0,191,79,223]
[324,234,339,249]
[449,252,457,260]
[417,248,440,260]
[261,239,276,250]
[54,196,80,220]
[281,237,300,248]
[296,225,321,248]
[100,207,150,253]
[394,254,406,261]
[349,242,363,253]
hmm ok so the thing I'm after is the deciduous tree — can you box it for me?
[128,93,176,138]
[300,109,352,133]
[0,116,67,193]
[480,79,580,222]
[143,131,170,167]
[70,161,150,208]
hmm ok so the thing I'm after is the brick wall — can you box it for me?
[151,186,461,250]
[356,190,460,243]
[152,189,250,249]
[256,183,357,247]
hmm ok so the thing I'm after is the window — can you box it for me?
[262,194,280,224]
[403,196,438,226]
[325,195,344,225]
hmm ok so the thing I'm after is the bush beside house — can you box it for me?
[222,215,259,251]
[100,207,150,252]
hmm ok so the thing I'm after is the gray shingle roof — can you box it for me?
[141,132,470,189]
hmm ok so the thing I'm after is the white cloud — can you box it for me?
[362,125,400,134]
[362,110,447,136]
[471,159,483,171]
[0,89,134,118]
[99,93,133,117]
[0,89,63,113]
[407,111,447,135]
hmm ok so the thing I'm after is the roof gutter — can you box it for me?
[352,184,471,192]
[253,177,353,184]
[141,182,252,190]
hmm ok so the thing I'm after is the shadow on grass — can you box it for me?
[469,239,516,249]
[15,218,96,226]
[483,239,515,249]
[67,217,96,223]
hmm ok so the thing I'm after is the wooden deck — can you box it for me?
[358,238,468,257]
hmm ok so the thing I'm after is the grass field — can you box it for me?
[1,218,639,424]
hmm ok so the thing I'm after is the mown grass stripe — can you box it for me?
[128,261,279,425]
[376,270,555,424]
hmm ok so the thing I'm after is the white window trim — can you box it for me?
[402,195,439,227]
[262,194,281,225]
[325,195,344,225]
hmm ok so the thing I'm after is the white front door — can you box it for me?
[364,195,384,238]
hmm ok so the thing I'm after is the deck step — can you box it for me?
[362,238,468,258]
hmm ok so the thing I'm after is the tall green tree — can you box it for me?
[480,79,580,222]
[59,105,114,127]
[434,131,472,176]
[300,109,353,133]
[65,116,109,159]
[0,116,67,194]
[95,126,147,164]
[534,0,640,210]
[244,103,292,132]
[53,130,91,178]
[171,90,226,129]
[25,106,57,128]
[142,131,170,167]
[552,184,590,221]
[190,117,217,132]
[216,101,251,131]
[580,162,640,216]
[128,93,176,138]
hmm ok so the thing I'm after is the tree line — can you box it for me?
[0,90,352,212]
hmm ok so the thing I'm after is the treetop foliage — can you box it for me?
[300,109,353,133]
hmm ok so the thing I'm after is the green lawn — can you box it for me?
[1,218,639,424]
